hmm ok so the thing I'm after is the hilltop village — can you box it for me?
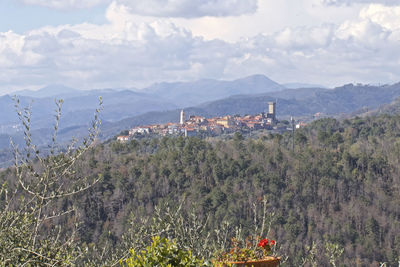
[117,102,305,141]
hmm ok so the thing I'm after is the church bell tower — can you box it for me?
[180,109,185,125]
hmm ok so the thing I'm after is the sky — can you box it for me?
[0,0,400,95]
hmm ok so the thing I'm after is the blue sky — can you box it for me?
[0,0,107,33]
[0,0,399,95]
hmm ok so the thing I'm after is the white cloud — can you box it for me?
[17,0,258,17]
[0,31,42,67]
[359,4,400,31]
[116,0,258,18]
[336,19,390,47]
[322,0,400,6]
[17,0,111,9]
[165,0,362,42]
[274,25,335,50]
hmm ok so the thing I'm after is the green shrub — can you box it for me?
[120,236,204,267]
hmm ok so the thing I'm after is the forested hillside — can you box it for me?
[1,114,400,265]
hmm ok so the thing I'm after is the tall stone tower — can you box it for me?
[180,109,185,125]
[267,102,276,122]
[268,102,276,115]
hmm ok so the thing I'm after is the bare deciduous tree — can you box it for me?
[0,97,102,266]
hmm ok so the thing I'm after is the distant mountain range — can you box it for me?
[146,74,284,107]
[2,75,400,158]
[358,96,400,117]
[99,82,400,137]
[282,83,326,89]
[0,89,176,127]
[0,74,286,150]
[14,85,82,98]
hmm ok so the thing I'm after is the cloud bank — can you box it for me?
[1,2,399,94]
[17,0,258,17]
[116,0,258,17]
[322,0,400,6]
[17,0,111,9]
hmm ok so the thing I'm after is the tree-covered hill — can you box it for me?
[362,97,400,116]
[1,114,400,265]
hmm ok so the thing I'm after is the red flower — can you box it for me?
[270,240,276,246]
[258,239,269,248]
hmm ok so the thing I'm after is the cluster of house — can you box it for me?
[117,102,307,142]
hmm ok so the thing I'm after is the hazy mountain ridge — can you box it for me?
[100,82,400,137]
[197,83,400,116]
[0,89,177,128]
[14,85,81,99]
[2,77,400,159]
[146,74,285,106]
[14,81,400,154]
[283,82,326,89]
[0,74,287,151]
[358,96,400,117]
[3,74,284,128]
